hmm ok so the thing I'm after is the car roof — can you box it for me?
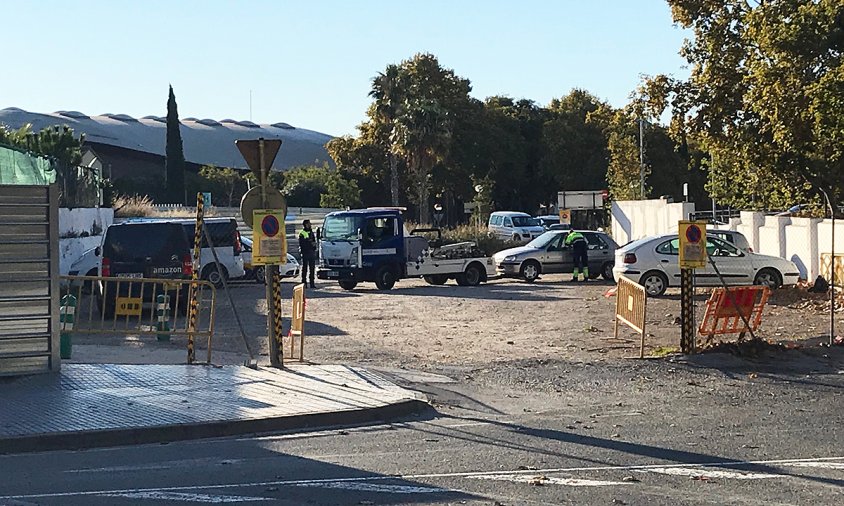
[326,209,401,217]
[491,211,531,217]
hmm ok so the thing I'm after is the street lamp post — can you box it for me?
[819,188,836,346]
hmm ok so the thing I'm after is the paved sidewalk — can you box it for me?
[0,363,427,454]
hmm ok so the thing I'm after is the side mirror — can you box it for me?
[94,247,101,257]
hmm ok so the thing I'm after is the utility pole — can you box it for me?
[820,188,836,347]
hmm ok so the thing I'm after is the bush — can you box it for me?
[113,194,154,218]
[440,225,512,257]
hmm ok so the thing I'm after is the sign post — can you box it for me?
[236,138,285,367]
[558,209,572,226]
[678,220,707,353]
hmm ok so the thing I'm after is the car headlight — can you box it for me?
[504,255,517,262]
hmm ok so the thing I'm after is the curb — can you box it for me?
[0,397,430,455]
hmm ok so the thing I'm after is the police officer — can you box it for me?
[298,220,317,288]
[565,230,589,282]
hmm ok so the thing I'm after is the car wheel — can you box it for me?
[520,260,541,283]
[602,262,614,281]
[424,274,448,285]
[512,234,521,243]
[254,266,266,284]
[641,271,669,297]
[374,266,397,291]
[338,280,358,291]
[754,268,782,289]
[202,265,228,288]
[456,264,482,287]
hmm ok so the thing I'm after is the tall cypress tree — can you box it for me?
[165,85,186,204]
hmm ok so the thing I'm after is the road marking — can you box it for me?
[3,456,842,500]
[785,462,844,470]
[293,482,446,494]
[65,459,246,474]
[641,467,780,480]
[97,492,270,503]
[469,474,626,487]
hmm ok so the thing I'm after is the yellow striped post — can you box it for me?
[271,266,284,365]
[187,192,204,364]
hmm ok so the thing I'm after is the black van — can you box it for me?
[96,221,193,317]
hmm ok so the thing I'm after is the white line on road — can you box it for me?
[785,461,844,470]
[640,467,781,480]
[97,492,270,503]
[469,474,626,487]
[293,482,446,494]
[3,456,842,500]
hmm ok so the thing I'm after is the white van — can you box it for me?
[488,211,545,242]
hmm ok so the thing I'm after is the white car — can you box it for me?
[66,247,100,293]
[613,233,800,296]
[488,211,545,242]
[240,236,300,282]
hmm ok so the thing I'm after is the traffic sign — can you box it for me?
[679,220,707,269]
[236,138,282,182]
[558,209,572,226]
[252,209,287,265]
[239,186,286,230]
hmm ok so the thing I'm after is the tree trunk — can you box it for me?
[389,152,399,206]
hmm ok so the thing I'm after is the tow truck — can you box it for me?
[317,208,495,291]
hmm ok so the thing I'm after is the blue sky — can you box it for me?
[2,1,689,136]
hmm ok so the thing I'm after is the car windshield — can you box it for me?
[526,232,560,249]
[323,215,365,241]
[512,216,539,227]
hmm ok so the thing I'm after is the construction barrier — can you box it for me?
[59,294,77,359]
[187,192,205,364]
[820,253,844,285]
[614,276,648,358]
[288,283,306,361]
[60,275,217,364]
[698,285,770,344]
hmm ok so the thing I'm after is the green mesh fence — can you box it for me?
[0,145,56,185]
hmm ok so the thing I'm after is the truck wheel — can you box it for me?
[520,260,541,283]
[456,264,483,286]
[338,280,358,291]
[424,274,448,285]
[374,266,397,290]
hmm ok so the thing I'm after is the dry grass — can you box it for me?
[113,195,155,218]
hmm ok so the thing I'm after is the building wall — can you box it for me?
[611,199,695,245]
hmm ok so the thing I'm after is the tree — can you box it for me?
[370,64,403,205]
[165,85,186,204]
[281,165,361,208]
[652,0,844,211]
[198,165,246,207]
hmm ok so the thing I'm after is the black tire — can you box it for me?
[202,264,228,288]
[424,274,448,285]
[512,234,521,243]
[456,264,483,287]
[374,265,397,291]
[254,266,266,284]
[754,268,782,289]
[640,270,669,297]
[602,262,615,281]
[520,260,541,283]
[338,280,358,291]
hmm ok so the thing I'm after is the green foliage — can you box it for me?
[440,225,511,257]
[165,85,186,204]
[198,165,246,207]
[281,165,361,208]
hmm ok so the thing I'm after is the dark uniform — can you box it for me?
[299,223,317,288]
[565,231,589,282]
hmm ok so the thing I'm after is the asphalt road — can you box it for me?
[1,352,842,505]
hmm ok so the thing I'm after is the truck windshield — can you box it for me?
[512,216,539,227]
[323,215,365,241]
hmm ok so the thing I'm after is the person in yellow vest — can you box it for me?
[298,220,317,288]
[565,231,589,282]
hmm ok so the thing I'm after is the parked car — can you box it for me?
[707,229,752,252]
[96,221,193,317]
[535,215,560,230]
[172,218,246,287]
[240,236,300,282]
[613,233,800,296]
[66,247,100,293]
[488,211,545,242]
[494,230,618,282]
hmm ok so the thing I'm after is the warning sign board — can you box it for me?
[115,297,142,316]
[558,209,572,226]
[253,209,287,265]
[678,220,707,269]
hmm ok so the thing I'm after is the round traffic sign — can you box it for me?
[685,224,702,243]
[261,215,280,237]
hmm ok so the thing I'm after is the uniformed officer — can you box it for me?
[298,220,317,288]
[565,231,589,282]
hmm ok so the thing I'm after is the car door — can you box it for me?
[699,237,752,285]
[653,238,682,285]
[503,217,514,239]
[541,234,566,272]
[557,232,575,273]
[584,232,613,275]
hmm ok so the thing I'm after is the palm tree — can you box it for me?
[369,64,403,206]
[394,99,451,224]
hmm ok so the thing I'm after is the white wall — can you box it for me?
[611,199,695,245]
[58,208,114,276]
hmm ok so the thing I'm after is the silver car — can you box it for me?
[494,230,618,282]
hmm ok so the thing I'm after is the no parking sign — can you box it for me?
[679,220,707,269]
[253,209,287,265]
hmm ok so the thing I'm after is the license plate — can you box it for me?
[116,273,143,279]
[327,270,339,277]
